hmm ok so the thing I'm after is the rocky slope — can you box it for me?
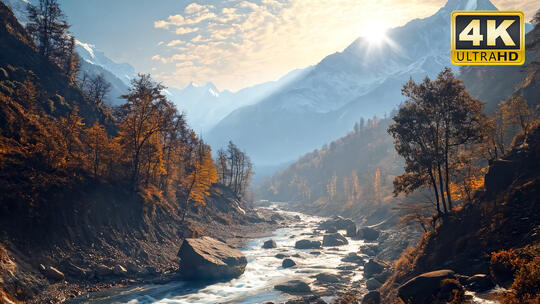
[0,3,277,303]
[373,122,540,304]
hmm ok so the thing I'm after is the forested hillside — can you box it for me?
[256,116,402,222]
[0,2,260,302]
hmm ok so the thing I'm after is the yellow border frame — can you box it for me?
[450,10,525,65]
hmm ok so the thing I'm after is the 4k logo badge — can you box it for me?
[451,11,524,65]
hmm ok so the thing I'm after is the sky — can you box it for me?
[59,0,538,92]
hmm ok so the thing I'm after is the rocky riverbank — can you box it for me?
[0,199,284,304]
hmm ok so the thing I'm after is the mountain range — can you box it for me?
[205,0,502,171]
[1,0,308,128]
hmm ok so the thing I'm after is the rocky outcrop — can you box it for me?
[274,280,311,294]
[397,270,457,304]
[322,233,348,247]
[295,239,321,249]
[177,236,247,281]
[262,239,277,249]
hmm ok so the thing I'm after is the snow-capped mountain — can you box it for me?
[75,41,135,86]
[168,67,312,131]
[2,0,134,105]
[206,0,499,169]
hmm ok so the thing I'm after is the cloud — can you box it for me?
[152,0,538,91]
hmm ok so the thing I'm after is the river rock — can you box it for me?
[373,270,391,284]
[366,278,382,290]
[466,274,495,292]
[322,233,348,247]
[359,227,380,241]
[398,269,456,304]
[364,259,385,278]
[318,216,356,232]
[325,226,338,233]
[275,253,289,259]
[274,280,311,294]
[346,224,358,237]
[341,252,364,264]
[315,273,340,283]
[65,262,92,279]
[271,213,285,221]
[40,265,64,281]
[113,265,128,276]
[178,236,247,280]
[362,291,381,304]
[262,240,277,249]
[282,258,296,268]
[295,239,321,249]
[360,244,380,256]
[96,264,114,278]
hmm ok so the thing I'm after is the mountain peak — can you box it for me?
[441,0,497,12]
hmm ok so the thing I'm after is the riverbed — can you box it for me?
[71,206,368,303]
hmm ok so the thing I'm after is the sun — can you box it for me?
[362,20,389,45]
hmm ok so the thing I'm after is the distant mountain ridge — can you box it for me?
[168,67,312,131]
[206,0,500,169]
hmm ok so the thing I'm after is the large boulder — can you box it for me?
[322,233,348,247]
[295,239,321,249]
[178,236,247,281]
[362,291,381,304]
[262,239,277,249]
[364,259,385,278]
[282,258,296,268]
[466,274,495,292]
[398,270,456,304]
[274,280,311,294]
[318,216,356,233]
[359,227,380,241]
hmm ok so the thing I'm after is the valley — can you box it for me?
[0,0,538,303]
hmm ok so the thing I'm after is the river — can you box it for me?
[72,207,368,303]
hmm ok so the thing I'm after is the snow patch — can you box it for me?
[75,40,95,58]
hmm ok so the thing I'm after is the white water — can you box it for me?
[73,208,367,304]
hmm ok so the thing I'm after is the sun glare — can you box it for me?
[362,21,389,45]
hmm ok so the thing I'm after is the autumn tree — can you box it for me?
[80,73,111,106]
[327,172,337,200]
[216,141,253,198]
[388,68,487,215]
[84,122,110,178]
[116,74,176,186]
[179,140,217,222]
[26,0,78,79]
